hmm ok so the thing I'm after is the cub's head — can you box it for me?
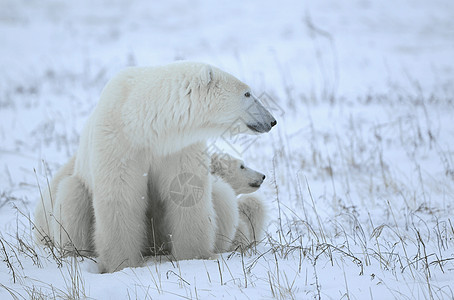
[192,63,277,135]
[211,153,265,195]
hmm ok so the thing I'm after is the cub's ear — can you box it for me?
[200,65,213,86]
[210,153,222,174]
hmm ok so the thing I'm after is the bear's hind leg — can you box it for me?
[34,156,76,246]
[52,175,94,256]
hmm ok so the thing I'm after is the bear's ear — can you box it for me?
[200,65,213,86]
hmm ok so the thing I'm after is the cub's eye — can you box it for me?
[240,165,245,169]
[244,92,251,98]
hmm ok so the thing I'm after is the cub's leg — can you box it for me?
[231,194,266,250]
[211,176,238,253]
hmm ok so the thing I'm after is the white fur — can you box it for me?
[33,62,276,273]
[210,153,267,251]
[145,153,267,255]
[211,176,239,253]
[34,155,75,245]
[211,153,265,194]
[231,194,266,250]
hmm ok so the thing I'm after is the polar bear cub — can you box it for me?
[210,153,266,252]
[146,153,267,255]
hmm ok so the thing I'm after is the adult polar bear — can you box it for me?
[35,62,276,273]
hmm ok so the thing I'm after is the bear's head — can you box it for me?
[122,62,277,154]
[211,153,265,195]
[187,62,277,136]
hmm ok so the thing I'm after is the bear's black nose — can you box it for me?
[271,120,277,127]
[262,175,266,180]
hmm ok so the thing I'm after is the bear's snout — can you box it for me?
[245,97,277,133]
[249,173,265,188]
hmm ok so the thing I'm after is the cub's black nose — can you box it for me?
[271,120,277,127]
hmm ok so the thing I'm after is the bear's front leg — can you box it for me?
[92,153,149,273]
[157,144,216,260]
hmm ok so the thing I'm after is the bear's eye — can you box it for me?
[240,165,245,169]
[244,92,251,98]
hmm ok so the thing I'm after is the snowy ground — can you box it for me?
[1,0,454,299]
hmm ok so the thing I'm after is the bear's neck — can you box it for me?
[154,127,225,156]
[122,117,224,157]
[120,96,226,156]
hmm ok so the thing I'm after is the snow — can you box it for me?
[1,0,454,298]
